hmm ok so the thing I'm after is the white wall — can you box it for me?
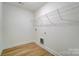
[35,2,79,55]
[3,3,34,49]
[0,2,3,52]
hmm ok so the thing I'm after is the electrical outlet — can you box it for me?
[40,38,44,44]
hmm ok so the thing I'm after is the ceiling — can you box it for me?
[4,2,47,12]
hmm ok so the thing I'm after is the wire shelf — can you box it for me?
[34,3,79,27]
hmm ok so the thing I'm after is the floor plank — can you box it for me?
[1,42,54,56]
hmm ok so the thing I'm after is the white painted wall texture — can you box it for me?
[35,2,79,55]
[3,3,34,49]
[0,2,2,51]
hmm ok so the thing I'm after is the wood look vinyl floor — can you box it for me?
[1,42,54,56]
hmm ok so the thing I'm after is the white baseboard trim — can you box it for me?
[36,42,62,56]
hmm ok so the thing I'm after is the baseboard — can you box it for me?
[36,42,62,56]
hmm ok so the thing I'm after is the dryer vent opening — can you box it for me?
[40,38,44,44]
